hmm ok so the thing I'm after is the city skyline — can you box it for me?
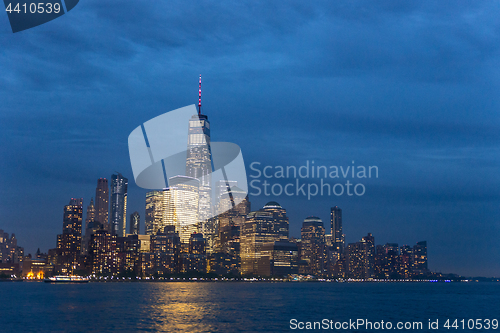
[1,1,499,277]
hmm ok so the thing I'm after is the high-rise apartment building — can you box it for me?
[413,241,428,272]
[110,173,128,237]
[94,178,109,229]
[346,233,375,279]
[56,198,83,274]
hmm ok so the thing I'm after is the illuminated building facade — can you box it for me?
[182,233,207,273]
[346,233,375,279]
[162,175,200,244]
[151,226,181,275]
[94,178,109,230]
[186,76,214,244]
[56,198,83,274]
[89,228,116,276]
[240,202,289,275]
[300,216,326,276]
[145,190,164,236]
[330,206,343,254]
[257,240,299,277]
[110,173,128,237]
[413,241,428,273]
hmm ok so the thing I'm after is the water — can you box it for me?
[0,282,498,332]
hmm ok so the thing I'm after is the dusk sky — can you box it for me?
[1,1,499,277]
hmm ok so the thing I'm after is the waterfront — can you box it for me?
[1,282,498,332]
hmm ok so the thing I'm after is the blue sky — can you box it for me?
[1,0,499,276]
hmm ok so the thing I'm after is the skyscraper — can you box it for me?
[94,178,109,230]
[300,216,326,276]
[110,173,128,237]
[56,198,83,274]
[145,191,164,236]
[240,202,289,275]
[330,206,343,254]
[85,198,95,227]
[82,198,96,255]
[185,75,213,238]
[413,241,428,272]
[129,211,140,235]
[162,175,200,243]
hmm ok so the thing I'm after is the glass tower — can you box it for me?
[110,173,128,237]
[330,206,343,254]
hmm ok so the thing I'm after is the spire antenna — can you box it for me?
[198,74,202,115]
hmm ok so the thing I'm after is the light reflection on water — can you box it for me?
[1,282,499,332]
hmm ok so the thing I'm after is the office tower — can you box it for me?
[56,198,83,274]
[129,211,140,235]
[215,180,237,205]
[150,225,181,275]
[361,233,375,278]
[300,216,326,276]
[89,228,116,276]
[240,202,289,275]
[330,206,343,253]
[162,175,200,243]
[145,191,164,236]
[216,183,250,221]
[258,240,299,277]
[110,173,128,237]
[215,183,250,255]
[94,178,109,229]
[413,241,428,272]
[186,76,213,239]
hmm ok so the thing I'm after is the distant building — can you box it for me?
[257,240,299,277]
[110,173,128,237]
[162,176,200,244]
[0,230,24,265]
[240,202,289,275]
[413,241,428,273]
[399,245,414,278]
[89,228,116,276]
[182,233,207,273]
[116,234,142,276]
[330,206,343,254]
[374,243,400,279]
[185,88,213,241]
[145,191,164,236]
[94,178,109,230]
[300,216,326,276]
[346,233,375,279]
[150,226,181,276]
[56,198,83,274]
